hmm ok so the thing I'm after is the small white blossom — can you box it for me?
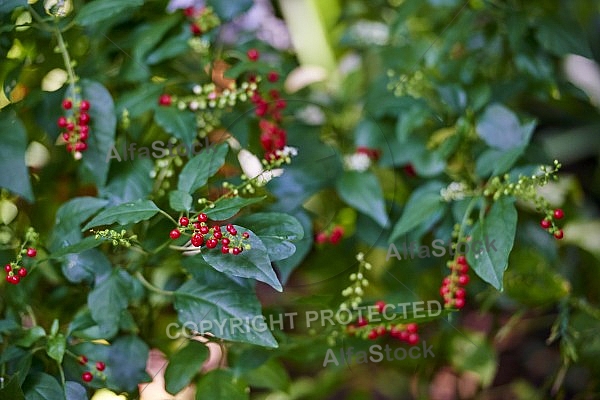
[344,152,371,172]
[296,105,326,125]
[441,182,468,201]
[350,20,389,46]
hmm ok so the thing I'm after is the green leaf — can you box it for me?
[467,196,517,291]
[82,199,160,231]
[87,271,131,334]
[115,84,164,117]
[64,382,86,400]
[178,143,229,194]
[206,0,253,21]
[200,225,282,291]
[154,106,197,148]
[0,0,26,15]
[169,190,193,212]
[476,104,526,150]
[60,249,112,285]
[164,341,209,395]
[175,264,278,347]
[15,326,46,347]
[242,358,290,391]
[22,373,65,400]
[46,334,66,363]
[147,31,190,65]
[235,212,304,262]
[74,0,144,27]
[0,374,25,400]
[105,336,150,392]
[336,171,389,228]
[535,17,592,58]
[389,181,445,242]
[195,369,249,400]
[51,236,106,259]
[51,197,109,249]
[100,158,154,204]
[205,196,265,221]
[273,210,312,284]
[73,80,117,187]
[449,332,497,387]
[0,111,34,202]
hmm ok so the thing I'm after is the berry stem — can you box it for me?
[134,271,174,296]
[53,24,78,98]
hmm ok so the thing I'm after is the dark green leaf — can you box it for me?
[82,199,160,231]
[15,326,46,347]
[467,196,517,291]
[178,143,229,194]
[147,32,191,65]
[77,80,117,187]
[115,84,164,117]
[87,271,131,334]
[0,111,34,202]
[154,106,197,148]
[336,171,389,228]
[200,225,282,291]
[51,236,106,259]
[235,212,304,262]
[105,336,150,392]
[46,334,66,363]
[64,382,86,400]
[535,17,592,58]
[205,196,265,221]
[389,181,445,242]
[74,0,144,27]
[175,264,278,347]
[242,358,290,391]
[0,374,25,400]
[195,369,248,400]
[164,341,209,395]
[22,373,65,400]
[273,209,312,284]
[61,249,111,285]
[169,190,193,212]
[101,158,154,204]
[0,0,26,14]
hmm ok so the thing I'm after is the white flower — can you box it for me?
[440,182,468,201]
[237,149,283,185]
[296,105,326,125]
[344,153,371,172]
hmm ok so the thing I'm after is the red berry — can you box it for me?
[247,48,259,61]
[213,231,222,240]
[221,238,230,246]
[357,316,368,327]
[7,275,19,284]
[79,355,88,365]
[191,233,204,247]
[454,298,466,309]
[553,209,564,219]
[275,99,287,110]
[367,329,378,340]
[456,255,467,265]
[375,300,386,313]
[229,228,237,236]
[399,330,409,341]
[376,325,386,336]
[79,125,89,135]
[17,268,27,278]
[198,213,208,222]
[242,232,250,239]
[442,277,451,286]
[206,238,218,249]
[200,225,209,234]
[554,229,564,240]
[62,99,72,110]
[221,245,229,254]
[82,371,93,382]
[440,285,450,296]
[57,116,68,128]
[403,164,416,177]
[4,264,11,272]
[78,113,90,125]
[406,323,418,334]
[407,333,419,345]
[458,274,470,285]
[79,129,89,141]
[169,229,181,239]
[267,71,279,82]
[458,264,469,274]
[75,142,88,152]
[179,217,189,227]
[190,23,202,35]
[95,361,105,371]
[184,7,195,17]
[26,248,37,258]
[158,94,172,106]
[62,133,71,141]
[455,287,466,299]
[232,247,241,255]
[540,219,551,229]
[66,122,75,131]
[79,100,90,111]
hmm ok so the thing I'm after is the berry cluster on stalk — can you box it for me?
[58,98,91,160]
[315,225,344,245]
[440,255,470,310]
[78,354,107,383]
[170,213,251,256]
[4,228,39,285]
[183,6,220,36]
[540,208,565,240]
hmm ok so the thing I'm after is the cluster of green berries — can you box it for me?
[440,255,470,309]
[338,253,372,311]
[79,354,106,383]
[93,229,138,247]
[170,214,250,255]
[58,98,91,160]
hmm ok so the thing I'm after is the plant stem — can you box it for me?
[53,24,77,95]
[135,271,174,296]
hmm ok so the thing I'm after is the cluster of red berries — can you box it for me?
[58,99,91,159]
[170,214,250,255]
[79,355,106,383]
[315,225,344,245]
[4,247,36,285]
[540,208,564,239]
[183,6,220,36]
[346,302,420,345]
[440,255,470,309]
